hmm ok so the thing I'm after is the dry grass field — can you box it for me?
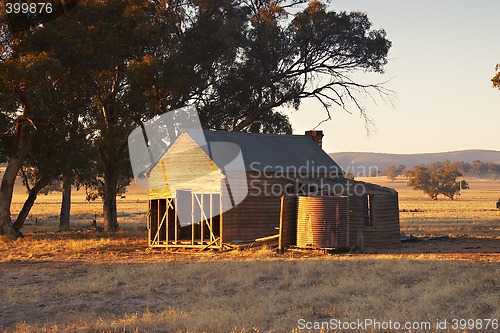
[0,173,499,332]
[376,177,500,238]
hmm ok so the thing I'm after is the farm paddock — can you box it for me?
[0,175,498,333]
[0,231,498,333]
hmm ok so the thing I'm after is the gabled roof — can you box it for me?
[184,130,344,175]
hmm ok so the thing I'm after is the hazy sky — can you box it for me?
[286,0,500,154]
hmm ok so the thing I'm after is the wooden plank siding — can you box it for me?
[366,192,401,247]
[223,195,281,242]
[148,133,223,200]
[222,174,296,242]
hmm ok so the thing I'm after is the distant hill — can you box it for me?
[329,149,500,175]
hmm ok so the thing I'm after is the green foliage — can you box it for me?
[19,166,61,195]
[407,161,469,200]
[246,112,293,134]
[0,113,13,163]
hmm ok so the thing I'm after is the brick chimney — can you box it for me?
[305,130,324,148]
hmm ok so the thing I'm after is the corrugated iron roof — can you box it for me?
[185,130,344,175]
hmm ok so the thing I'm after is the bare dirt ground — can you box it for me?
[2,229,499,265]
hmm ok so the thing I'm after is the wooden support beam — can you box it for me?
[150,243,221,249]
[165,199,169,250]
[174,197,178,245]
[279,195,284,251]
[200,194,204,245]
[256,234,279,242]
[152,199,162,244]
[210,193,214,243]
[191,193,195,245]
[148,200,151,247]
[219,193,223,247]
[198,236,221,252]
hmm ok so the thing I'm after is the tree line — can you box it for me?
[382,160,500,180]
[0,0,392,238]
[380,160,500,200]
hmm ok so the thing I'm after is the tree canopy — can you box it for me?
[199,0,391,131]
[407,161,469,200]
[384,164,406,180]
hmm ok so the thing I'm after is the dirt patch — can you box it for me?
[359,236,499,262]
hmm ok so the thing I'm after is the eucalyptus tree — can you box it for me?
[0,19,70,237]
[408,162,469,200]
[0,0,91,236]
[198,0,391,131]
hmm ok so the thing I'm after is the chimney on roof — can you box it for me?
[305,130,324,148]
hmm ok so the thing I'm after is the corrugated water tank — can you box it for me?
[296,196,349,249]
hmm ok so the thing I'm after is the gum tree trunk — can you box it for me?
[12,177,49,231]
[102,165,119,231]
[0,116,33,238]
[59,170,72,231]
[0,160,23,238]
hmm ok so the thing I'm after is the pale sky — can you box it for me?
[286,0,500,154]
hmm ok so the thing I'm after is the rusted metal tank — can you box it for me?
[296,196,349,249]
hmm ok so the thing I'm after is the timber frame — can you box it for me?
[148,192,224,250]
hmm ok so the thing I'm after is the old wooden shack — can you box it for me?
[147,130,400,250]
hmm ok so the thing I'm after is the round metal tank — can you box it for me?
[296,196,349,249]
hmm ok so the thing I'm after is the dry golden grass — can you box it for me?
[10,181,149,232]
[0,176,499,332]
[1,255,499,332]
[360,177,500,238]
